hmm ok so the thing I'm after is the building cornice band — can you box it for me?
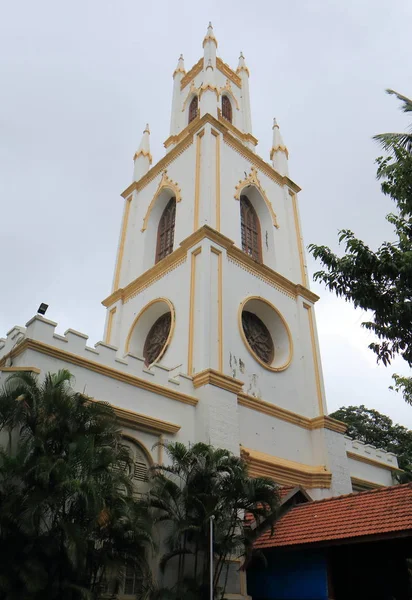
[102,226,319,308]
[238,393,346,433]
[346,451,403,473]
[108,403,181,434]
[0,339,198,407]
[193,368,244,394]
[180,57,241,91]
[241,447,332,489]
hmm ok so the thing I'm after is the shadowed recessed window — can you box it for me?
[143,312,172,366]
[222,95,232,123]
[242,311,274,365]
[240,195,262,262]
[189,96,198,123]
[156,198,176,263]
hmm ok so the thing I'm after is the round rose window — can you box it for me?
[143,312,171,366]
[241,311,274,365]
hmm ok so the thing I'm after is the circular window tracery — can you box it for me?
[241,311,274,365]
[143,312,171,366]
[238,297,293,372]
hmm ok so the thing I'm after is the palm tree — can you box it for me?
[144,442,280,600]
[374,89,412,152]
[0,369,153,600]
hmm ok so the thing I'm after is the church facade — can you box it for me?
[0,25,399,503]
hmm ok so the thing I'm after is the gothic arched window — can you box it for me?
[222,95,232,123]
[240,195,262,262]
[156,198,176,263]
[189,96,198,124]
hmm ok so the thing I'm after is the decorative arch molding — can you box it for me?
[122,434,154,467]
[141,171,181,232]
[234,167,279,229]
[182,81,200,112]
[219,80,239,110]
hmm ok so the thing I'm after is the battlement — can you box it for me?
[344,436,399,469]
[0,315,194,396]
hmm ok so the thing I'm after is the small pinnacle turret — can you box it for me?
[270,118,289,176]
[133,123,152,182]
[173,54,185,78]
[203,22,217,70]
[237,52,250,77]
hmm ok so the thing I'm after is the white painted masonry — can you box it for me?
[0,24,399,499]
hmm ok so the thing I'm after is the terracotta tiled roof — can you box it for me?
[255,483,412,549]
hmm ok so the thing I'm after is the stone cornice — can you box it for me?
[216,57,241,88]
[181,58,203,90]
[193,368,244,394]
[0,339,198,407]
[241,447,332,489]
[109,403,181,434]
[238,393,345,433]
[102,226,319,307]
[0,366,41,374]
[347,451,403,473]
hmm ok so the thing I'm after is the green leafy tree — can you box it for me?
[309,90,412,403]
[0,370,153,600]
[144,442,280,600]
[329,405,412,481]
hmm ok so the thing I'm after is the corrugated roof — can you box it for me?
[255,483,412,549]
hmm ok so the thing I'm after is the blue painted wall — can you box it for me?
[247,549,329,600]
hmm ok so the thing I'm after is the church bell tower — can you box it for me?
[102,24,351,498]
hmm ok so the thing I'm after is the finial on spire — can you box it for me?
[270,118,289,176]
[237,51,250,76]
[203,21,218,47]
[173,54,186,78]
[133,123,152,181]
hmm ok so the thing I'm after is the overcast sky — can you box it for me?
[1,0,411,427]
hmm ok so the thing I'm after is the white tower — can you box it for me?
[102,24,353,498]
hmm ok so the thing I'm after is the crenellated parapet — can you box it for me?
[0,315,194,398]
[344,435,399,470]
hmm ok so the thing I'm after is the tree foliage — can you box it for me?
[0,370,153,600]
[330,405,412,481]
[309,91,412,403]
[144,442,280,600]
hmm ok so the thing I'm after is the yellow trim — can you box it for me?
[123,113,300,200]
[347,451,402,473]
[211,129,221,231]
[164,112,200,148]
[303,303,324,415]
[181,58,203,90]
[237,393,346,432]
[351,476,384,490]
[289,191,308,286]
[1,339,198,407]
[105,307,116,344]
[194,129,204,230]
[310,415,347,434]
[124,298,175,366]
[241,447,332,489]
[270,145,289,161]
[133,148,153,164]
[121,433,154,467]
[219,80,240,110]
[188,247,202,374]
[193,369,243,394]
[216,57,241,88]
[113,195,132,291]
[103,226,319,307]
[234,166,279,228]
[0,366,41,374]
[108,403,180,434]
[238,296,293,372]
[141,171,181,232]
[218,109,258,146]
[211,246,223,370]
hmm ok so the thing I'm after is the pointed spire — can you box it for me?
[133,124,152,181]
[237,52,250,76]
[173,54,185,78]
[270,118,289,176]
[203,22,218,48]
